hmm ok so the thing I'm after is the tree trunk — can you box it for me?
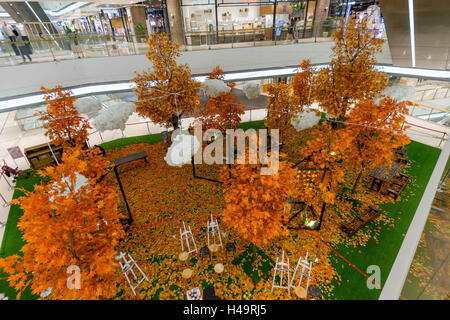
[330,114,346,130]
[69,230,80,261]
[171,114,179,130]
[352,170,363,193]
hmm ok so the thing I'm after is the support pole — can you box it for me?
[3,175,12,190]
[316,202,327,231]
[215,0,219,44]
[272,0,278,41]
[0,192,10,207]
[113,166,133,224]
[302,0,310,39]
[314,238,323,263]
[191,156,196,178]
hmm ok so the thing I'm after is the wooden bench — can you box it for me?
[340,206,382,237]
[394,146,408,165]
[113,151,148,167]
[385,173,410,200]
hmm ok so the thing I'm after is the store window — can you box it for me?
[181,0,318,32]
[181,0,216,32]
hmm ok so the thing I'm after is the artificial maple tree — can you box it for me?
[265,82,302,144]
[39,86,91,147]
[295,122,348,213]
[195,66,245,132]
[0,148,125,300]
[342,97,411,192]
[292,59,316,107]
[221,141,297,249]
[133,33,201,130]
[313,17,388,121]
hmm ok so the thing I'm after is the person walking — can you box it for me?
[2,22,20,56]
[14,25,32,62]
[286,18,295,42]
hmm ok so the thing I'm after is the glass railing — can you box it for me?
[0,21,381,67]
[409,102,450,127]
[400,163,449,300]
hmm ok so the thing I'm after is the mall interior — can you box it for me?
[0,0,448,301]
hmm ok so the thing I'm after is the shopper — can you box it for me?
[2,22,20,56]
[286,18,295,42]
[14,25,32,62]
[295,17,302,42]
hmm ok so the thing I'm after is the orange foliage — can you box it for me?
[265,82,301,143]
[196,66,245,131]
[133,34,201,129]
[313,18,388,119]
[292,59,315,107]
[0,148,125,300]
[342,97,411,191]
[221,143,297,247]
[296,122,348,210]
[39,86,91,147]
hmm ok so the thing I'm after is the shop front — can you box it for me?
[180,0,321,45]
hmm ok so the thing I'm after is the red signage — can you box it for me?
[7,146,24,160]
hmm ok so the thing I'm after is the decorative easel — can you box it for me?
[116,252,149,296]
[290,251,313,299]
[207,214,223,248]
[271,250,291,294]
[180,221,198,253]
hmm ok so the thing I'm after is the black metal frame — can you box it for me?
[286,199,326,231]
[191,156,225,184]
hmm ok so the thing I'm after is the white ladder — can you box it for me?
[290,251,313,299]
[207,214,223,248]
[271,250,292,294]
[180,221,197,253]
[116,252,149,296]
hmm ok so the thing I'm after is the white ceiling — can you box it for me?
[2,1,142,3]
[0,1,146,20]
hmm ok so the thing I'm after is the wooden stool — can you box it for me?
[225,242,236,258]
[200,246,211,261]
[209,244,220,259]
[214,263,224,279]
[294,286,306,299]
[179,252,189,267]
[308,285,322,300]
[182,268,193,286]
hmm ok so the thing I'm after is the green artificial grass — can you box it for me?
[328,140,441,300]
[237,120,266,131]
[0,171,42,300]
[99,132,162,150]
[231,243,274,285]
[98,120,267,151]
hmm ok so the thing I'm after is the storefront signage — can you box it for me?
[7,146,24,160]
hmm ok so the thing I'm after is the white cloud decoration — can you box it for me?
[93,101,136,132]
[377,85,416,103]
[291,110,321,131]
[49,172,90,202]
[73,97,103,119]
[202,79,231,97]
[243,81,261,99]
[164,131,200,167]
